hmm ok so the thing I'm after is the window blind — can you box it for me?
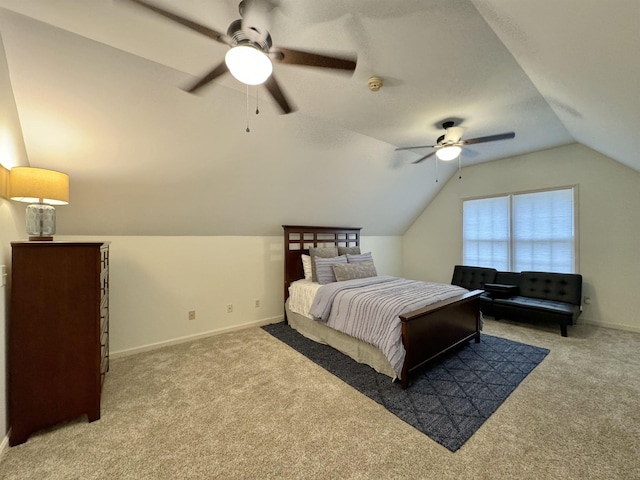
[512,189,574,272]
[463,187,575,273]
[462,196,510,271]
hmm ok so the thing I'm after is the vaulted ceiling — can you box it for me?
[0,0,638,236]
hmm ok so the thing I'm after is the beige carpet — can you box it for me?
[0,319,639,479]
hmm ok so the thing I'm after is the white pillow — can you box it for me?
[301,254,312,280]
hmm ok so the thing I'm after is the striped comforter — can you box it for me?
[309,276,468,378]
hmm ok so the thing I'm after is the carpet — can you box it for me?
[262,322,549,451]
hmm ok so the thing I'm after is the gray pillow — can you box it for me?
[338,246,361,256]
[346,252,373,263]
[332,260,377,282]
[309,246,339,282]
[315,256,348,285]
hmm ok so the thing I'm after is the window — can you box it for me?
[463,196,510,271]
[462,187,576,273]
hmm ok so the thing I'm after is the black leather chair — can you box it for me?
[451,266,583,337]
[490,271,582,337]
[451,265,497,314]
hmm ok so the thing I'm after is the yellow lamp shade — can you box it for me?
[9,167,69,205]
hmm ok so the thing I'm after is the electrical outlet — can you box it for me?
[227,304,233,313]
[255,299,260,308]
[583,296,591,305]
[188,310,196,320]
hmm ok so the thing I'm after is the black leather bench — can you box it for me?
[452,265,583,337]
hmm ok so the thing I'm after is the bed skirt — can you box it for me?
[284,302,397,380]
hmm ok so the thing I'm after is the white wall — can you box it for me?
[0,199,21,451]
[0,32,31,449]
[403,143,640,333]
[59,235,403,356]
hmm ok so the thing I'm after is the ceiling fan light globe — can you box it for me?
[436,145,462,161]
[225,45,273,85]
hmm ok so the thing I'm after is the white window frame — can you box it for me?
[462,186,579,273]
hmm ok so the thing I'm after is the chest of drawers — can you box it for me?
[9,242,110,446]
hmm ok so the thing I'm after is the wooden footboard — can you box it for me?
[399,289,483,389]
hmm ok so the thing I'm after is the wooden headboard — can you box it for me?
[282,225,361,302]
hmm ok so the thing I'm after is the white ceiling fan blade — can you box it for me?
[443,126,465,144]
[462,147,479,158]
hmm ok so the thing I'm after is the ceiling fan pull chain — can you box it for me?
[245,84,250,133]
[458,154,462,179]
[435,158,439,183]
[256,87,260,115]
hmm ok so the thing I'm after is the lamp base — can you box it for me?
[25,204,56,241]
[28,236,54,242]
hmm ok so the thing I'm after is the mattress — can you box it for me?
[291,276,469,377]
[284,302,397,379]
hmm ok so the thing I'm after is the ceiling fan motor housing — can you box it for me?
[227,18,272,52]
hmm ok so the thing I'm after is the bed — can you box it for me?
[282,225,483,389]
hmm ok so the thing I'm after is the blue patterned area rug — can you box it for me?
[262,322,549,452]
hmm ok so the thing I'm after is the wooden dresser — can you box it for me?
[9,242,110,446]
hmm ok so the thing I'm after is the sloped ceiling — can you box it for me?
[0,0,637,236]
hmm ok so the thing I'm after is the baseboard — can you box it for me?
[0,430,10,456]
[580,318,640,334]
[110,315,285,359]
[486,315,640,335]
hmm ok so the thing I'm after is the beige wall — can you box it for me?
[0,32,31,448]
[0,198,21,449]
[403,143,640,332]
[59,235,403,357]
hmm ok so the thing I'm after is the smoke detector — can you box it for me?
[368,76,383,92]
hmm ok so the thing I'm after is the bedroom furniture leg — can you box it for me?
[401,376,409,390]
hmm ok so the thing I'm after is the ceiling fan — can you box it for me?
[119,0,357,114]
[396,121,516,164]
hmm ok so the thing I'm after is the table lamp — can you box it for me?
[9,166,69,241]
